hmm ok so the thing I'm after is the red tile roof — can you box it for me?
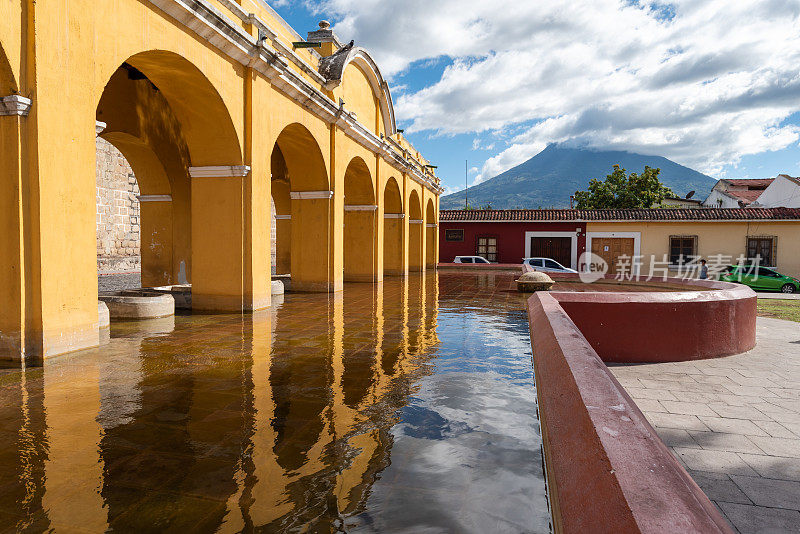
[722,189,762,204]
[439,207,800,222]
[722,178,774,189]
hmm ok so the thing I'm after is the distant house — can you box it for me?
[702,178,774,208]
[439,208,800,277]
[751,175,800,208]
[654,196,704,209]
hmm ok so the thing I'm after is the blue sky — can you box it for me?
[271,1,800,196]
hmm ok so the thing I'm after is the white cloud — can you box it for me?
[311,0,800,179]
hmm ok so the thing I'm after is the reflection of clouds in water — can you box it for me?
[349,304,549,534]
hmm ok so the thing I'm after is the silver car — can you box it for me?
[522,257,577,273]
[454,256,491,264]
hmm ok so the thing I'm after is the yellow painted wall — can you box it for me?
[341,64,382,136]
[587,221,800,277]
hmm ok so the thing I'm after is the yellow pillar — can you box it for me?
[190,165,268,311]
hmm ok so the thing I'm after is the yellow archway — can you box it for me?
[425,199,437,269]
[274,123,332,292]
[383,177,404,276]
[343,157,376,282]
[271,146,291,276]
[0,44,23,359]
[409,190,423,272]
[97,51,249,311]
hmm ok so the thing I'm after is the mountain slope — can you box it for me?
[441,145,717,209]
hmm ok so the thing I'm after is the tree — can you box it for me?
[573,165,674,209]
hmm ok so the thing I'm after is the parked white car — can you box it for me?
[454,256,491,264]
[523,257,577,273]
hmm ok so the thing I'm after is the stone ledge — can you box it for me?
[528,292,734,533]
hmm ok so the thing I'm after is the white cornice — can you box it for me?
[290,190,334,200]
[189,165,251,177]
[410,219,424,224]
[426,223,438,228]
[0,95,32,116]
[384,213,405,219]
[96,121,107,135]
[138,195,173,202]
[344,204,378,211]
[274,214,291,220]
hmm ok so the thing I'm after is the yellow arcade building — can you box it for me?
[0,1,442,363]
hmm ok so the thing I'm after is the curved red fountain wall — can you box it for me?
[548,276,757,363]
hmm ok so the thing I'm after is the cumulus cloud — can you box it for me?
[309,0,800,178]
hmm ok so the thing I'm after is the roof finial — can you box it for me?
[319,20,331,30]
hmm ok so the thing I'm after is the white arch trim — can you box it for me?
[320,46,397,137]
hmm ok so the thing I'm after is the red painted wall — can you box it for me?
[439,222,587,264]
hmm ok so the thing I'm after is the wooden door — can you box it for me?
[529,237,572,267]
[591,238,635,275]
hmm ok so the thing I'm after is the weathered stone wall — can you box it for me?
[96,137,141,273]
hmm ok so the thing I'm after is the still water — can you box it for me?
[0,273,550,533]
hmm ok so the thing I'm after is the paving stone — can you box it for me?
[718,502,800,534]
[654,428,697,448]
[687,431,762,454]
[673,447,758,476]
[738,453,800,482]
[660,400,717,417]
[629,398,666,413]
[749,435,800,458]
[687,470,752,505]
[697,416,768,437]
[647,412,710,431]
[731,475,800,511]
[752,420,797,439]
[624,387,678,401]
[708,403,772,422]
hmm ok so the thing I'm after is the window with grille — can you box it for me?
[747,236,776,267]
[669,235,697,265]
[476,237,497,262]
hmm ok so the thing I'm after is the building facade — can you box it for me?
[440,208,800,277]
[1,1,442,362]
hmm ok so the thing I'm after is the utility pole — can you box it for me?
[465,159,468,210]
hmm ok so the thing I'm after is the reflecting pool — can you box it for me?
[0,273,550,533]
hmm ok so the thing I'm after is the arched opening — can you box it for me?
[425,199,437,269]
[96,62,189,291]
[96,51,246,311]
[383,177,404,276]
[343,157,376,282]
[0,44,23,358]
[408,190,423,272]
[270,146,291,276]
[273,123,332,292]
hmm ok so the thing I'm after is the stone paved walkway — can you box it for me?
[609,317,800,534]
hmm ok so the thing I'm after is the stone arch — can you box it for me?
[344,157,376,282]
[274,123,332,292]
[112,50,242,166]
[383,177,404,276]
[96,50,245,311]
[425,199,437,269]
[409,190,423,272]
